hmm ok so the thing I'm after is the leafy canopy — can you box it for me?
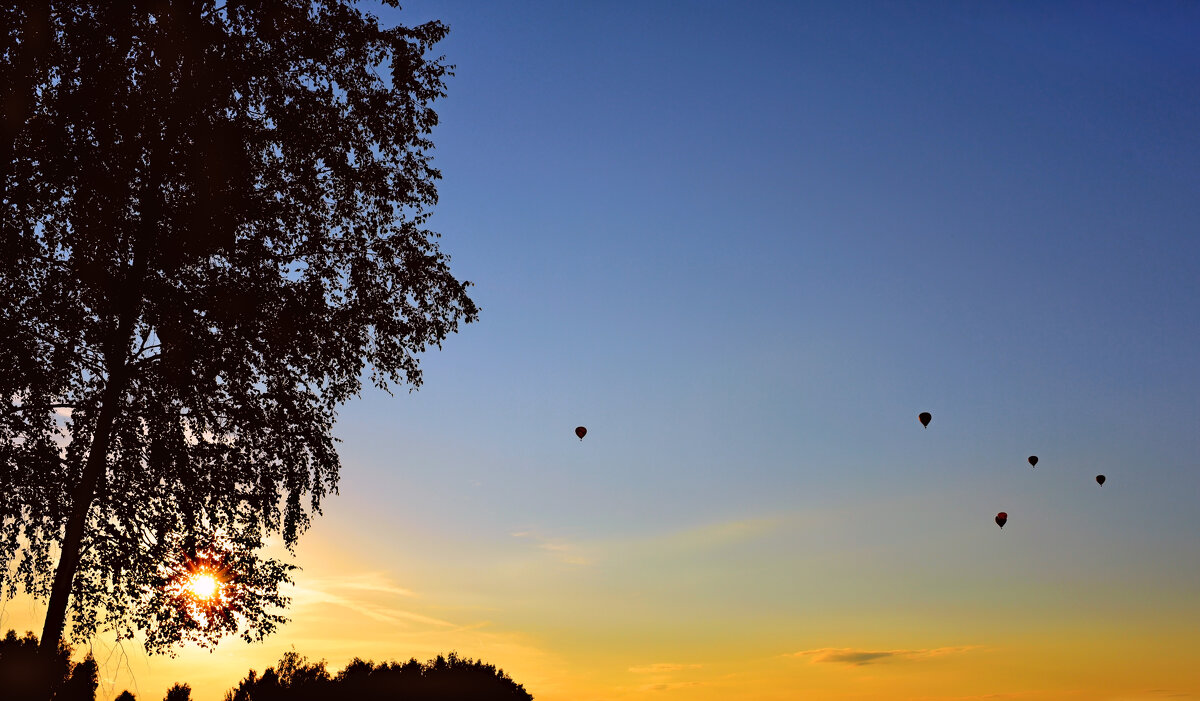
[1,0,477,652]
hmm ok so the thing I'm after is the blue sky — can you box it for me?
[341,0,1200,548]
[21,3,1195,698]
[287,6,1200,694]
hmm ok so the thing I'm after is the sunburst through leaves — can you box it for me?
[162,547,242,631]
[139,531,293,652]
[185,571,220,601]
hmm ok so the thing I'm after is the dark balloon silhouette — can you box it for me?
[918,412,931,428]
[995,512,1008,529]
[575,426,587,440]
[1028,455,1038,468]
[1096,474,1106,486]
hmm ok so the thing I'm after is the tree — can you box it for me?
[57,652,98,701]
[163,683,192,701]
[1,0,477,676]
[222,650,534,701]
[0,630,66,700]
[0,629,97,701]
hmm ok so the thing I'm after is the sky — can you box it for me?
[4,1,1200,699]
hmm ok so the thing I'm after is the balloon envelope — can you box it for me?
[1028,455,1038,467]
[995,512,1008,529]
[918,412,931,428]
[575,426,587,440]
[1096,474,1105,486]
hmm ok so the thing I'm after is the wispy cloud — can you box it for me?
[628,663,702,674]
[332,571,419,598]
[289,573,455,629]
[916,691,1090,701]
[510,530,591,565]
[638,680,705,692]
[649,515,787,551]
[789,645,979,666]
[510,513,798,571]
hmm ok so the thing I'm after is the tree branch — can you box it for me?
[4,403,78,416]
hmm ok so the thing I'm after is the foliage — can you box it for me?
[58,653,99,701]
[1,0,477,656]
[223,651,534,701]
[164,683,192,701]
[0,629,97,701]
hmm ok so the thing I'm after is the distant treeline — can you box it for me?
[1,630,533,700]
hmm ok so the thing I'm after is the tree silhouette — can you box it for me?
[0,0,477,679]
[0,629,97,701]
[223,651,534,701]
[57,652,98,701]
[163,683,192,701]
[115,693,137,701]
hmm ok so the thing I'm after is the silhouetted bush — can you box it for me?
[223,651,533,701]
[3,633,530,701]
[0,629,96,701]
[58,654,99,701]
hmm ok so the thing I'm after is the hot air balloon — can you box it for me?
[918,412,931,428]
[995,512,1007,529]
[575,426,587,440]
[1096,474,1105,486]
[1028,455,1038,468]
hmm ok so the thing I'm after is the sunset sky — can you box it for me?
[4,2,1200,699]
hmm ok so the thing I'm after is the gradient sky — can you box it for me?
[4,2,1200,699]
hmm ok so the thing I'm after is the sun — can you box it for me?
[161,541,245,634]
[185,571,221,600]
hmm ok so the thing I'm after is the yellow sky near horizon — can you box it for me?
[4,500,1198,701]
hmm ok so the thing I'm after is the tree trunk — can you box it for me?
[38,228,152,685]
[37,361,131,660]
